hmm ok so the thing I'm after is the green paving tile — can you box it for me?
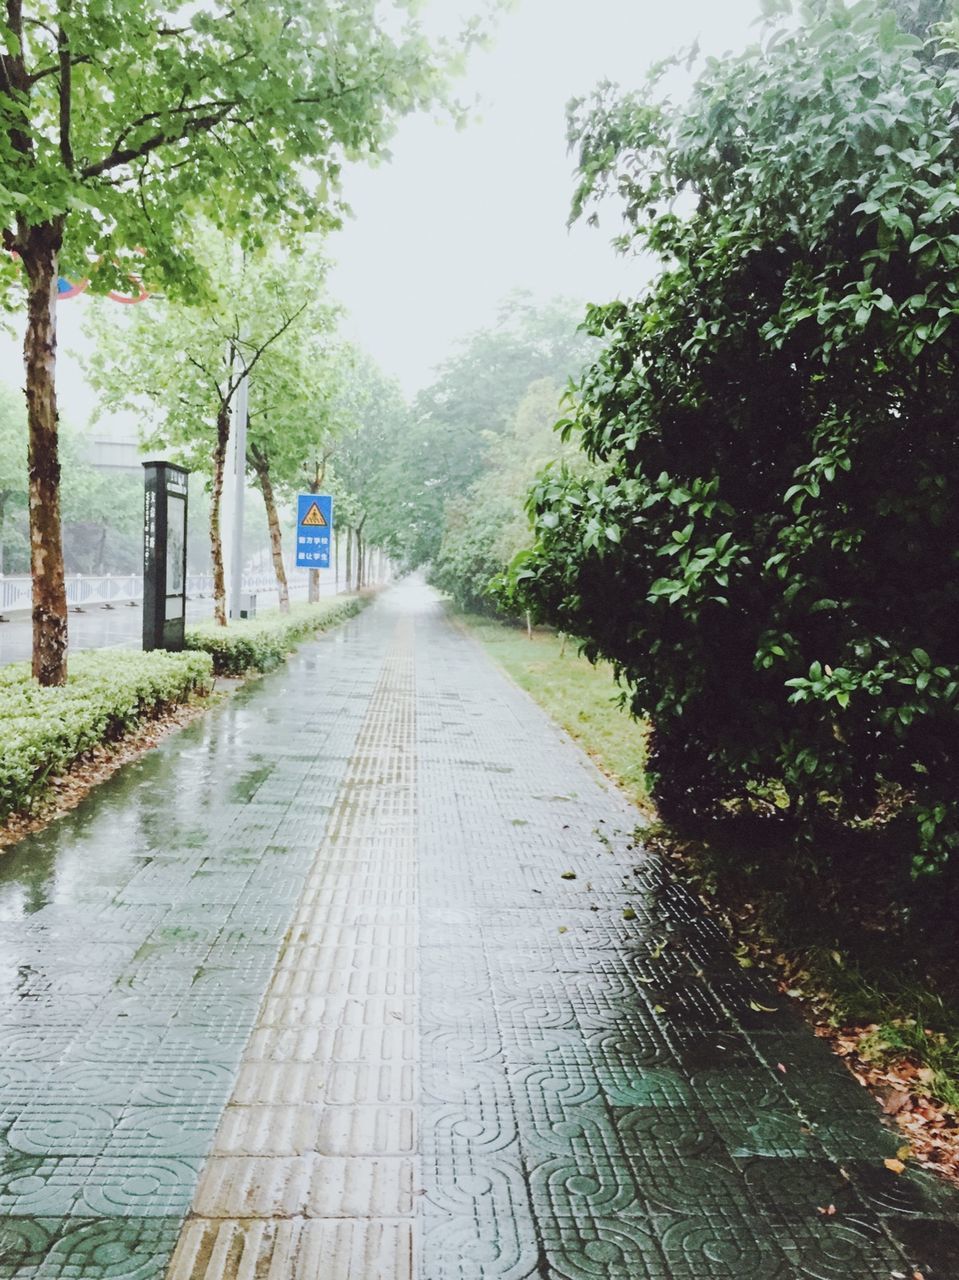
[36,1217,182,1278]
[75,1158,202,1217]
[0,1216,62,1277]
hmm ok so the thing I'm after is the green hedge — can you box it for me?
[0,649,213,819]
[184,597,364,676]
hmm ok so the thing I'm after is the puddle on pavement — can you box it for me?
[228,764,273,802]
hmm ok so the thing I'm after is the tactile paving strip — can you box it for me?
[166,613,418,1280]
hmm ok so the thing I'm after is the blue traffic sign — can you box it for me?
[295,494,333,569]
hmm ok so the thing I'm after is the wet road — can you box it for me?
[0,600,215,666]
[0,587,315,667]
[0,581,957,1278]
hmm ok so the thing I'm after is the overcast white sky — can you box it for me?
[0,0,761,420]
[330,0,762,393]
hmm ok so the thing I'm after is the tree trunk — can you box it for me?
[355,516,367,592]
[251,447,289,614]
[345,526,352,593]
[23,220,68,685]
[210,402,230,627]
[0,493,6,576]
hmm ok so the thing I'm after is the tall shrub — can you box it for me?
[511,0,959,877]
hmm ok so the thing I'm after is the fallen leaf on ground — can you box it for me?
[881,1088,911,1116]
[884,1158,906,1174]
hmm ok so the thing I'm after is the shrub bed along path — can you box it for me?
[0,582,955,1279]
[0,597,364,839]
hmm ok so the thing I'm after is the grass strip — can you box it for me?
[457,613,651,812]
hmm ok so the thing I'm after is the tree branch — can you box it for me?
[57,1,73,171]
[81,70,392,182]
[80,105,241,179]
[2,0,33,159]
[232,299,310,391]
[28,52,92,85]
[184,352,223,398]
[108,97,242,155]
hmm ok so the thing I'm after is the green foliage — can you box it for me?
[0,385,27,572]
[0,397,143,574]
[0,0,468,303]
[397,296,597,566]
[431,378,583,613]
[185,597,363,675]
[0,649,213,818]
[510,0,959,879]
[84,236,330,474]
[247,305,347,494]
[431,490,518,614]
[326,352,415,550]
[0,385,26,499]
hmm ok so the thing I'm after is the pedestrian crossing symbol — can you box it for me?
[301,502,327,528]
[296,493,334,569]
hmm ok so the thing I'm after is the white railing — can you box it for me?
[0,571,313,614]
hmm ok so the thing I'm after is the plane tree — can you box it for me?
[84,239,322,624]
[246,325,349,610]
[0,0,466,682]
[328,352,414,585]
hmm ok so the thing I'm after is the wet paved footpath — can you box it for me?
[2,582,958,1280]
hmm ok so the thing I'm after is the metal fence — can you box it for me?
[0,571,310,615]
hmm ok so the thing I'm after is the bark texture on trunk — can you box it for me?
[210,403,230,627]
[251,447,289,614]
[355,515,367,592]
[23,219,68,685]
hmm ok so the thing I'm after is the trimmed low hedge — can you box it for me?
[0,649,214,819]
[184,597,364,676]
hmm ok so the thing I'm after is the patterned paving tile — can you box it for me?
[2,582,957,1280]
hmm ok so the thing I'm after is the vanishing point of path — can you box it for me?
[1,581,957,1279]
